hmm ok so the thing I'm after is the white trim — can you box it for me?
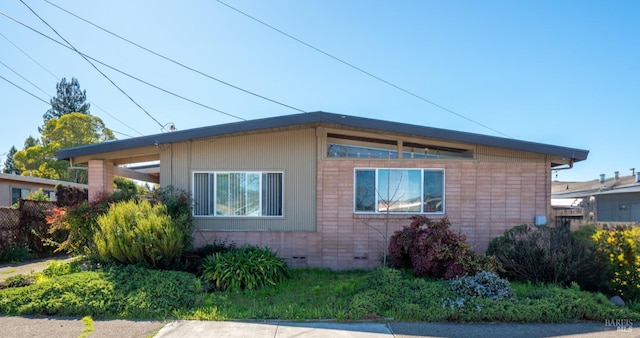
[353,167,446,215]
[191,170,284,218]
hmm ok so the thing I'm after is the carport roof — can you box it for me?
[57,111,588,165]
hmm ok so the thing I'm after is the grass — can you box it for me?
[79,316,94,338]
[0,265,198,319]
[177,268,367,320]
[1,262,639,323]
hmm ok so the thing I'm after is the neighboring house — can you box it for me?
[0,173,87,206]
[57,112,588,269]
[552,170,640,228]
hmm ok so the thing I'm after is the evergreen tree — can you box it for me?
[24,136,40,149]
[43,77,90,122]
[2,146,21,174]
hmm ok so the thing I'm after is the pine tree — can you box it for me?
[2,146,21,174]
[43,77,90,122]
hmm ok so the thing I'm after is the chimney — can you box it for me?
[615,171,620,180]
[600,174,605,184]
[631,168,636,177]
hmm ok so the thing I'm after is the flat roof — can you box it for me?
[0,172,87,188]
[57,111,589,164]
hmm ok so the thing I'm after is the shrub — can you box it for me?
[347,268,640,322]
[348,268,453,320]
[181,240,237,275]
[449,271,514,301]
[46,192,137,256]
[0,244,33,263]
[0,274,35,289]
[592,226,640,301]
[0,265,199,318]
[149,186,194,251]
[25,189,50,201]
[388,216,497,279]
[202,245,290,292]
[487,224,608,290]
[54,184,88,207]
[93,199,184,269]
[42,260,81,278]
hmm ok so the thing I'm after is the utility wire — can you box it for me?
[215,0,512,138]
[44,0,307,114]
[0,31,58,81]
[0,9,244,122]
[110,130,135,139]
[0,56,144,136]
[0,60,50,97]
[0,73,49,104]
[19,0,166,130]
[0,68,135,141]
[0,72,134,140]
[0,32,144,136]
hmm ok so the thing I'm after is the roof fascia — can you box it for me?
[57,112,588,163]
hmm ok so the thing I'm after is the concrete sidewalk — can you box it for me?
[0,255,76,282]
[0,317,634,338]
[154,320,632,338]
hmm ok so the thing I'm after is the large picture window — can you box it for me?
[193,171,283,217]
[354,168,444,213]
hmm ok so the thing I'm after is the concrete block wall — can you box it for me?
[88,160,114,202]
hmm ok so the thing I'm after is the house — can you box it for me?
[552,170,640,229]
[0,172,87,206]
[57,112,588,269]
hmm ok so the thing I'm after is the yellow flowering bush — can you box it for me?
[593,226,640,301]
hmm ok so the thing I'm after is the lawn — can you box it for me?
[1,262,639,323]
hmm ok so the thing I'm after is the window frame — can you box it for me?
[11,187,30,205]
[192,170,284,218]
[353,168,445,215]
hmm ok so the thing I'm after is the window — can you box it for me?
[11,188,30,205]
[354,168,444,213]
[327,133,398,158]
[193,171,283,217]
[44,190,56,202]
[326,133,473,160]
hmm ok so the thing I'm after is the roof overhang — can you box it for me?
[57,111,589,167]
[0,172,87,188]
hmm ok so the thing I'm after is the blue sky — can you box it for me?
[1,0,638,182]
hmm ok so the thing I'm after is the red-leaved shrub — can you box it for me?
[389,216,496,279]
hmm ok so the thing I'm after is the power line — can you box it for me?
[43,0,307,114]
[0,33,144,136]
[0,60,50,97]
[0,73,134,142]
[215,0,512,138]
[0,57,144,137]
[0,70,135,141]
[0,73,49,104]
[0,9,245,122]
[110,130,136,139]
[0,31,58,81]
[19,0,166,130]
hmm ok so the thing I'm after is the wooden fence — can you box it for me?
[0,200,57,254]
